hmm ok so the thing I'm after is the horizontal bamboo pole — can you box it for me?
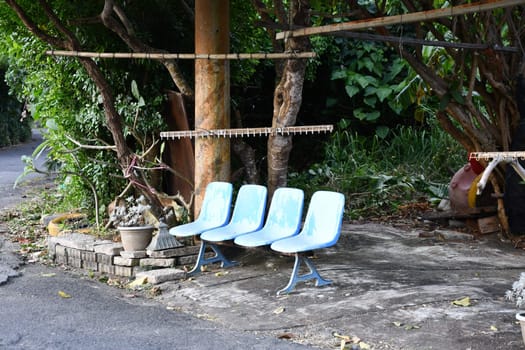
[45,50,316,60]
[276,0,525,40]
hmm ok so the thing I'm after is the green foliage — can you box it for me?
[330,39,413,136]
[289,123,464,219]
[0,66,31,147]
[0,4,168,218]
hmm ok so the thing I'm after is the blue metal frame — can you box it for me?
[187,241,238,276]
[276,253,331,295]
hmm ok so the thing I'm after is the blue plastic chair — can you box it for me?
[270,191,345,295]
[169,181,233,238]
[234,187,304,247]
[189,184,267,275]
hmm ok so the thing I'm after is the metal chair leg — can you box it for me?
[187,241,238,276]
[276,253,331,295]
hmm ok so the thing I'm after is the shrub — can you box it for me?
[0,67,31,147]
[289,123,464,219]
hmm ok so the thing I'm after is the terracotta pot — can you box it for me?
[118,225,154,251]
[516,312,525,345]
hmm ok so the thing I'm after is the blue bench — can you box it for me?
[169,182,345,294]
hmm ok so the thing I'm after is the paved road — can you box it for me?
[0,129,49,209]
[0,132,314,350]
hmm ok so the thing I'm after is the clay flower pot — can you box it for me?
[118,225,154,251]
[516,312,525,345]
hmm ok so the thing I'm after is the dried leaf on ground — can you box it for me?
[128,276,148,289]
[58,290,71,298]
[452,296,471,307]
[277,333,294,339]
[273,306,285,314]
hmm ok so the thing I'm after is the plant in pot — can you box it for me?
[506,272,525,344]
[109,195,155,252]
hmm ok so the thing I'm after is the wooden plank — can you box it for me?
[276,0,525,40]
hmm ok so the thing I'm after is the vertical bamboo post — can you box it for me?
[194,0,230,217]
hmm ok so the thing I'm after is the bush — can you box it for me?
[289,123,465,219]
[0,67,31,147]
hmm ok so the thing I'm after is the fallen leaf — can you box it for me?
[149,286,162,297]
[359,341,371,349]
[490,325,498,331]
[58,290,71,298]
[452,296,471,307]
[393,321,404,327]
[404,324,420,330]
[215,271,229,277]
[273,306,285,314]
[41,273,56,277]
[128,276,148,289]
[277,333,294,339]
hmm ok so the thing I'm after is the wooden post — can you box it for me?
[194,0,230,217]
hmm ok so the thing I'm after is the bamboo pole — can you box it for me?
[276,0,525,40]
[336,31,519,52]
[45,50,316,60]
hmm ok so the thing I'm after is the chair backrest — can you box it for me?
[264,187,304,234]
[229,184,267,231]
[300,191,345,248]
[197,181,233,227]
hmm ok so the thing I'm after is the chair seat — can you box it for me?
[234,225,298,247]
[169,221,222,238]
[270,235,326,253]
[234,187,304,248]
[200,223,260,242]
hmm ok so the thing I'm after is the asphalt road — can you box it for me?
[0,131,314,350]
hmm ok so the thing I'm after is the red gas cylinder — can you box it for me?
[448,163,478,212]
[468,152,485,175]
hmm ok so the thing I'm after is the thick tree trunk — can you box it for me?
[267,0,311,198]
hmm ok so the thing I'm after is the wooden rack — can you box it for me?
[469,152,525,161]
[160,125,333,140]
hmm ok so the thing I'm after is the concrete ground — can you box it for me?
[3,130,525,349]
[149,222,525,350]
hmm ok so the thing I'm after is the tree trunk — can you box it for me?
[267,0,311,198]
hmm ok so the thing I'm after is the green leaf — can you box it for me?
[376,87,393,102]
[131,80,140,101]
[364,95,377,107]
[355,74,376,89]
[345,85,360,98]
[331,69,347,80]
[375,125,390,139]
[365,111,381,121]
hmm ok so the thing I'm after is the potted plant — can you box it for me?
[109,195,155,251]
[506,272,525,344]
